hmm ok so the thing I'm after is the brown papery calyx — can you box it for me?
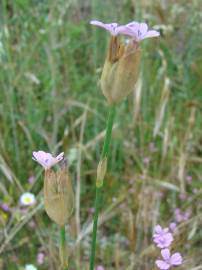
[100,38,141,104]
[44,168,74,226]
[107,36,125,63]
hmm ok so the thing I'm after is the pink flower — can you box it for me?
[118,22,160,41]
[32,151,64,170]
[185,175,192,184]
[90,20,160,41]
[0,203,11,212]
[169,222,177,232]
[37,252,45,264]
[156,249,182,269]
[28,176,35,184]
[96,266,105,270]
[175,208,191,223]
[153,225,173,248]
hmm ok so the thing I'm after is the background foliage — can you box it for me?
[0,0,202,269]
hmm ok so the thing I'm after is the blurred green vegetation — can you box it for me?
[0,0,202,269]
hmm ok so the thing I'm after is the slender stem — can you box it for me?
[89,104,116,270]
[60,225,68,270]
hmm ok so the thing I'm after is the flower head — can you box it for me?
[90,20,160,42]
[32,151,64,170]
[20,192,36,206]
[37,252,45,264]
[90,20,159,104]
[119,22,160,42]
[153,225,173,248]
[156,249,182,269]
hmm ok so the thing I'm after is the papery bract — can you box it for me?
[44,168,74,225]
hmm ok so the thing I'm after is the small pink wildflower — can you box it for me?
[169,222,177,232]
[118,21,160,41]
[0,203,11,212]
[37,252,45,264]
[32,151,64,170]
[185,175,192,184]
[96,266,105,270]
[153,225,173,248]
[90,20,160,41]
[175,208,191,223]
[28,176,35,184]
[156,248,182,269]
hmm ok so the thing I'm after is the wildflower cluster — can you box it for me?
[153,225,182,269]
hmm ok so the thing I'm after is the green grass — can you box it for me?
[0,0,202,269]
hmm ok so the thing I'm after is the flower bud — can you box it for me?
[100,37,141,104]
[44,168,74,225]
[96,157,107,188]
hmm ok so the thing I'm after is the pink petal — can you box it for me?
[143,30,160,39]
[118,21,140,39]
[169,222,177,232]
[156,260,170,270]
[139,23,148,35]
[126,21,139,28]
[170,253,183,266]
[90,20,118,36]
[117,24,137,38]
[32,151,64,169]
[56,152,64,161]
[163,228,169,233]
[161,249,170,260]
[154,225,162,233]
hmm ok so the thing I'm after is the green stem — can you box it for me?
[89,104,116,270]
[60,225,68,270]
